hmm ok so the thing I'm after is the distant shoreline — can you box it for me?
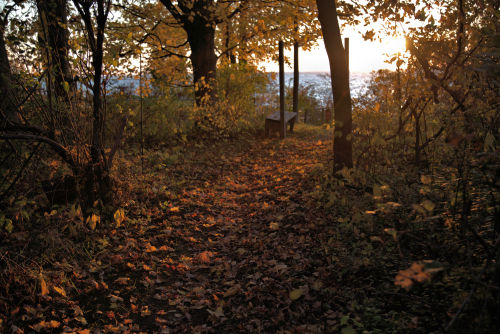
[265,71,372,75]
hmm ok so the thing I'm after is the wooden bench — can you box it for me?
[265,111,297,137]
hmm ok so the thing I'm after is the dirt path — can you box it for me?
[74,133,342,333]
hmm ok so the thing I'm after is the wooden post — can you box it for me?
[293,40,299,119]
[279,40,285,139]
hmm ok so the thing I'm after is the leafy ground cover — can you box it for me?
[1,125,498,333]
[2,126,341,333]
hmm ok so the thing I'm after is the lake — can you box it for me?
[273,72,370,99]
[108,72,371,99]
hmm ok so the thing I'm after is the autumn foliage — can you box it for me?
[1,0,499,333]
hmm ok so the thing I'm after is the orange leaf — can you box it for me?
[53,286,66,297]
[395,273,413,290]
[40,275,49,296]
[198,251,214,263]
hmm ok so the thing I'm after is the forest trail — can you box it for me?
[73,130,343,333]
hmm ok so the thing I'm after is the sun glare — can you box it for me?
[381,35,408,56]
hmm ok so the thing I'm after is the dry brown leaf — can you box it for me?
[223,283,241,298]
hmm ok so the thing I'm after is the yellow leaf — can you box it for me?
[169,206,180,212]
[421,200,435,212]
[113,208,126,227]
[86,214,100,230]
[269,222,279,230]
[53,286,66,297]
[289,288,303,300]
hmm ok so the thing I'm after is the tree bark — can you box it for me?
[316,0,353,171]
[225,20,236,64]
[0,22,17,122]
[72,0,112,209]
[159,0,218,107]
[185,22,217,106]
[37,0,72,100]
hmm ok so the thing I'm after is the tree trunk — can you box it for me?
[0,25,17,122]
[72,0,112,209]
[37,0,72,101]
[316,0,353,172]
[293,40,299,116]
[186,22,218,106]
[225,20,236,64]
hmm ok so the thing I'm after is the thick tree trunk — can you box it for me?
[0,26,17,122]
[186,23,218,106]
[316,0,353,171]
[37,0,72,100]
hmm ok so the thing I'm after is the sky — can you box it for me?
[260,28,407,74]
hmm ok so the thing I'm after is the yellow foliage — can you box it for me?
[86,214,100,230]
[113,208,126,227]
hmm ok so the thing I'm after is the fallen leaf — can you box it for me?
[40,275,49,296]
[289,288,303,300]
[113,208,126,227]
[78,330,91,334]
[421,200,436,212]
[198,251,214,263]
[114,277,130,285]
[223,284,241,298]
[269,222,279,230]
[53,286,66,297]
[207,305,224,317]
